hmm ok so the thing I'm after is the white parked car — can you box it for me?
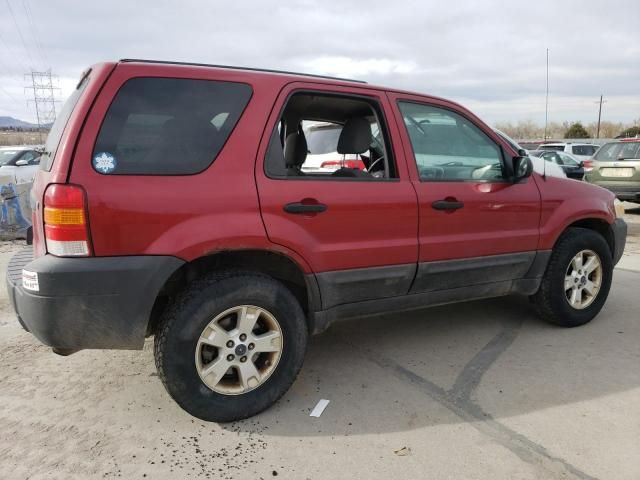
[0,146,42,184]
[301,122,365,173]
[538,142,598,161]
[493,129,566,179]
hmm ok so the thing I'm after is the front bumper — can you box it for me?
[612,218,627,266]
[6,248,183,350]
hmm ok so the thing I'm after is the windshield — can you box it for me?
[540,145,564,151]
[0,150,20,166]
[594,142,640,161]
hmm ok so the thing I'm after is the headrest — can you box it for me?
[284,131,308,168]
[337,117,371,154]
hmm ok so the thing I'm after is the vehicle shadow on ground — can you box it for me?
[224,270,639,438]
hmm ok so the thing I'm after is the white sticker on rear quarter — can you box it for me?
[22,270,39,292]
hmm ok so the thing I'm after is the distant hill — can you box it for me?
[0,116,44,129]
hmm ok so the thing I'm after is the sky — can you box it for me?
[1,0,639,126]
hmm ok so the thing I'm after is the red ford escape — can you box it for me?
[7,60,627,422]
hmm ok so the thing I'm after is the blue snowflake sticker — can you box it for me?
[93,152,117,174]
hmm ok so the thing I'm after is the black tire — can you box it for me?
[154,271,308,422]
[532,227,613,327]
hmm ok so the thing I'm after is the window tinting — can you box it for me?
[571,145,596,156]
[398,102,504,182]
[540,145,565,151]
[93,77,252,175]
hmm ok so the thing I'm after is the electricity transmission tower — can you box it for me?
[25,70,59,143]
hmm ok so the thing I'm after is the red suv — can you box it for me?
[6,60,627,422]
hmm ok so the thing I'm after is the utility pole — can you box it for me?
[544,48,549,141]
[595,95,606,138]
[25,70,59,143]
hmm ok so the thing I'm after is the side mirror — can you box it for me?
[512,156,533,182]
[15,159,29,166]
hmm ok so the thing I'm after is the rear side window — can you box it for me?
[93,77,252,175]
[571,145,597,156]
[40,73,90,171]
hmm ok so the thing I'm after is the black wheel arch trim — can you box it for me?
[7,250,184,350]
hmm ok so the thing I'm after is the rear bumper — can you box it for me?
[6,248,183,350]
[593,183,640,201]
[612,218,627,266]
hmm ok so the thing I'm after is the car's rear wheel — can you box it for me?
[154,271,308,422]
[532,227,613,327]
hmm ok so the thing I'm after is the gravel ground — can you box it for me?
[0,212,638,480]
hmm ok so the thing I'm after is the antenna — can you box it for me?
[542,48,548,180]
[595,95,606,138]
[544,48,549,141]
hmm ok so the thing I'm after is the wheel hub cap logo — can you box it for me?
[235,344,247,356]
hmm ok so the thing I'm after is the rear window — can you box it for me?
[93,77,252,175]
[594,142,640,161]
[540,145,564,151]
[571,145,597,156]
[305,125,342,154]
[40,73,90,171]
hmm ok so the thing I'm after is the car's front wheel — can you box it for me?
[533,227,613,327]
[154,271,308,422]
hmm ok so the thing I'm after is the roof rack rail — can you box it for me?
[119,59,367,84]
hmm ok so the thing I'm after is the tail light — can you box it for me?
[582,159,594,172]
[320,159,366,170]
[43,184,91,257]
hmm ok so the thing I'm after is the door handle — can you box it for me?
[431,199,464,210]
[284,202,328,214]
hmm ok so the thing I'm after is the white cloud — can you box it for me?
[303,56,418,78]
[0,0,638,125]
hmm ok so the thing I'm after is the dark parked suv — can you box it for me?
[7,60,627,422]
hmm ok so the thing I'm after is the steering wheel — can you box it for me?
[366,155,385,173]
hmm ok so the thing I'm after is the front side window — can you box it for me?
[541,152,561,164]
[398,102,504,181]
[265,92,396,180]
[93,77,252,175]
[558,152,579,166]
